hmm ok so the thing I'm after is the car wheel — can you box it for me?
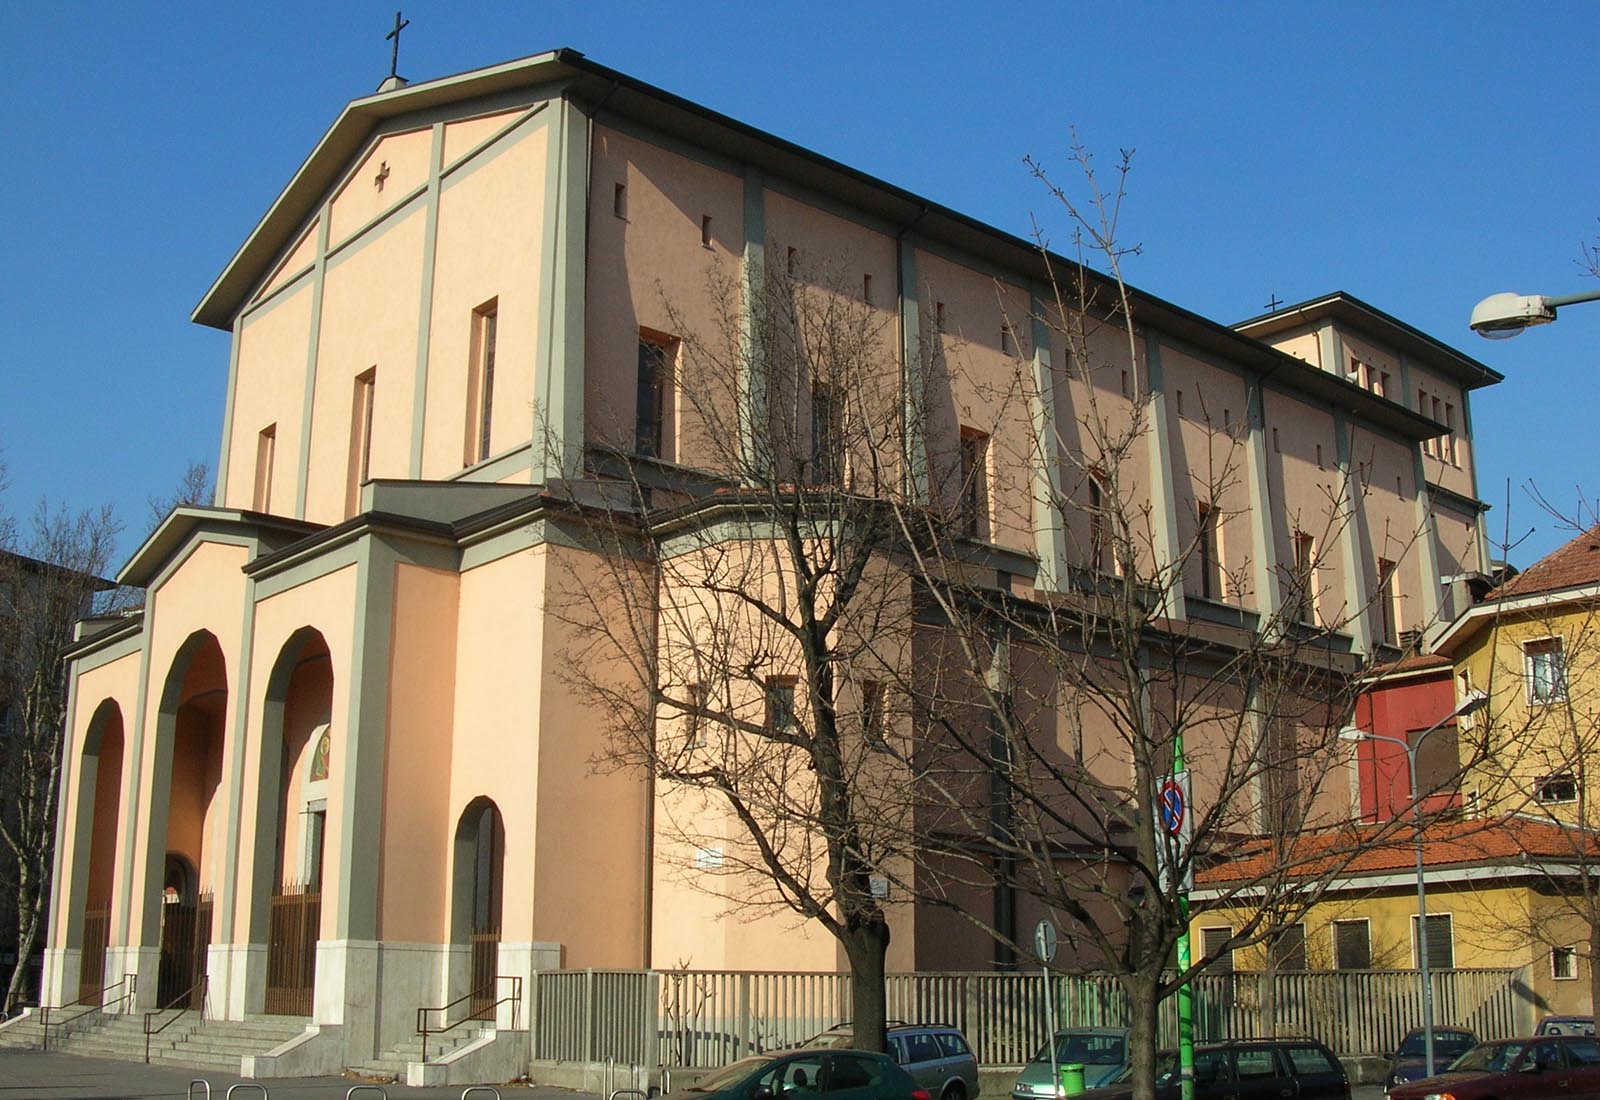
[942,1084,967,1100]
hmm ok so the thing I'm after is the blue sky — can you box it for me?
[2,2,1595,569]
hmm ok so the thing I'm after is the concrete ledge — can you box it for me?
[242,1023,343,1078]
[407,1027,529,1086]
[527,1058,668,1094]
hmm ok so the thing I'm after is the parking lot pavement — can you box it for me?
[0,1050,598,1100]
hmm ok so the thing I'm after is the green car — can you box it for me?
[673,1049,932,1100]
[1010,1029,1131,1096]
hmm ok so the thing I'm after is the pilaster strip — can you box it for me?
[1412,448,1444,634]
[44,663,84,954]
[294,209,333,519]
[740,168,770,480]
[899,237,928,503]
[114,609,154,949]
[1334,409,1375,655]
[216,314,244,506]
[216,572,261,945]
[1029,297,1067,590]
[407,123,447,480]
[1143,332,1186,621]
[534,97,589,483]
[1244,379,1284,632]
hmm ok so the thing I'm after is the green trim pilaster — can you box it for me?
[899,236,928,503]
[1334,410,1375,655]
[215,315,243,506]
[1144,333,1186,621]
[534,97,589,483]
[294,209,333,520]
[1461,390,1493,574]
[331,538,397,940]
[1411,448,1444,632]
[1243,380,1283,632]
[45,661,85,956]
[740,167,771,481]
[407,122,447,479]
[1029,298,1067,590]
[114,615,154,950]
[215,575,260,944]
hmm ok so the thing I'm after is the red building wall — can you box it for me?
[1351,660,1463,822]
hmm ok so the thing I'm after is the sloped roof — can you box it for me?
[1199,815,1600,887]
[1486,524,1600,600]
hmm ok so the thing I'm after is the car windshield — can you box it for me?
[804,1032,857,1049]
[1448,1042,1528,1074]
[1397,1032,1476,1059]
[1031,1033,1127,1066]
[689,1056,773,1092]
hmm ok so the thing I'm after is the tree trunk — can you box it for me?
[3,867,40,1015]
[843,920,891,1054]
[1589,922,1600,1020]
[1126,973,1162,1100]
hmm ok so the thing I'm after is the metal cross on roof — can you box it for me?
[1264,293,1284,313]
[385,10,409,80]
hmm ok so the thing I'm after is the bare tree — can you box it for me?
[0,494,119,1013]
[551,258,922,1052]
[146,460,213,528]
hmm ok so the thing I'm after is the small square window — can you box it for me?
[1554,946,1578,980]
[1537,773,1578,804]
[1332,919,1371,971]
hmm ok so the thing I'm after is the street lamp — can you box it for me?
[1340,689,1488,1080]
[1469,288,1600,339]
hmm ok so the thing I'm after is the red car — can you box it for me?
[1386,1035,1600,1099]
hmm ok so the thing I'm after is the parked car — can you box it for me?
[1383,1027,1478,1091]
[805,1023,980,1100]
[1083,1038,1349,1100]
[670,1048,931,1100]
[1386,1035,1600,1099]
[1538,1014,1597,1036]
[1011,1029,1131,1095]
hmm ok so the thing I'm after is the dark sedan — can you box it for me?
[670,1049,932,1100]
[1383,1027,1478,1092]
[1386,1035,1600,1100]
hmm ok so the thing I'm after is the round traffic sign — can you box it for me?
[1033,918,1058,963]
[1158,779,1186,835]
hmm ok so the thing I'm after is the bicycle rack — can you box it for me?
[462,1089,503,1100]
[225,1086,268,1100]
[345,1088,388,1100]
[610,1089,649,1100]
[188,1082,211,1100]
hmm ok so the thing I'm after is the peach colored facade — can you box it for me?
[44,50,1503,1073]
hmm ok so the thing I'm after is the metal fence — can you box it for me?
[530,966,1531,1068]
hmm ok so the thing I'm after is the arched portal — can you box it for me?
[146,630,227,1010]
[451,798,504,1017]
[72,700,124,1002]
[251,627,332,1016]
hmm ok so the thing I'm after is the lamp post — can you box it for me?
[1340,690,1488,1079]
[1469,288,1600,339]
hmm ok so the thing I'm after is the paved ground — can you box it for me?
[0,1050,592,1100]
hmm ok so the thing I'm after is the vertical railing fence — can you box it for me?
[528,966,1530,1069]
[264,882,320,1016]
[77,904,111,1003]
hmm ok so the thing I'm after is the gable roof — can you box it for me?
[1485,524,1600,600]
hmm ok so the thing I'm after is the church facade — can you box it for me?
[42,49,1500,1071]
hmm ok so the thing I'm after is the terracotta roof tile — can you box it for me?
[1198,815,1600,886]
[1488,524,1600,599]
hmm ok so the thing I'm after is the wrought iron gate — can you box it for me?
[265,883,320,1016]
[157,892,212,1008]
[469,927,500,1018]
[78,904,111,1002]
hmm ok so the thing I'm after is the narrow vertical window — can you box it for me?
[1292,532,1316,623]
[1000,324,1014,355]
[464,299,498,466]
[1315,443,1323,469]
[958,428,989,540]
[1413,913,1454,970]
[1120,370,1130,399]
[1175,390,1185,417]
[685,682,709,749]
[1378,371,1390,398]
[811,382,842,485]
[861,680,887,748]
[935,301,946,331]
[1197,501,1221,600]
[1272,426,1280,452]
[253,424,276,513]
[637,334,673,460]
[1445,403,1457,465]
[1088,473,1108,572]
[1376,557,1399,646]
[786,246,798,276]
[346,368,376,518]
[613,182,627,219]
[1525,638,1567,704]
[862,273,873,303]
[700,215,713,247]
[765,677,797,736]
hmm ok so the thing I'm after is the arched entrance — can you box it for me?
[151,631,227,1010]
[76,700,124,1002]
[252,628,332,1016]
[451,798,503,1018]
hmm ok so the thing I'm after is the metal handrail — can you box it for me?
[225,1087,268,1100]
[143,975,208,1064]
[188,1081,211,1100]
[415,974,522,1063]
[41,973,136,1051]
[462,1089,503,1100]
[345,1088,388,1100]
